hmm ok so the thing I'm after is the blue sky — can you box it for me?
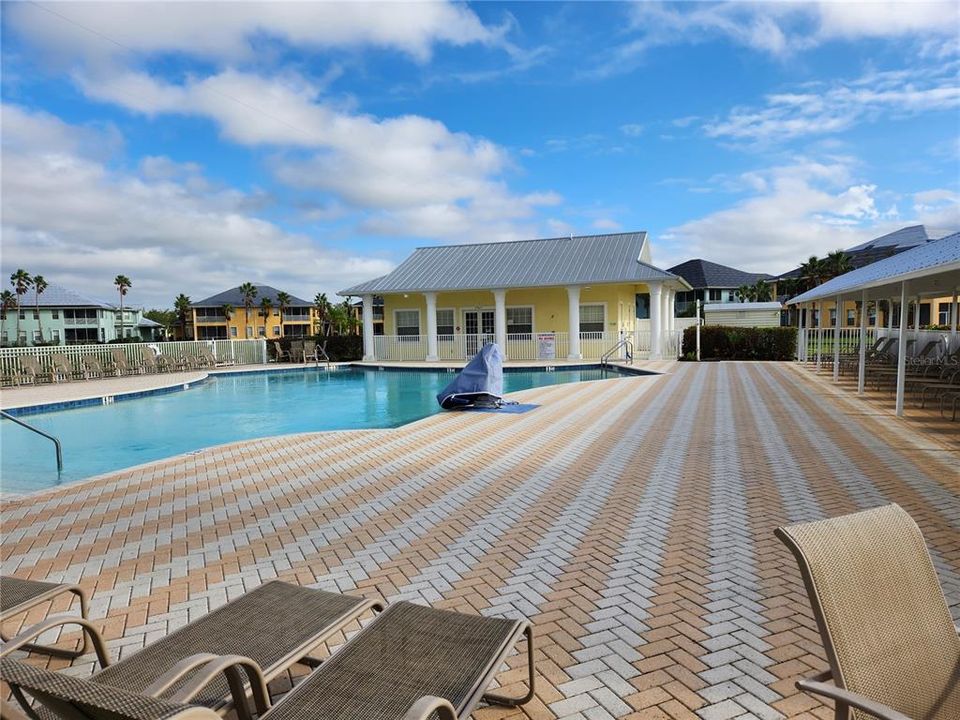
[2,1,958,307]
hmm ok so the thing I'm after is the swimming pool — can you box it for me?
[1,366,641,494]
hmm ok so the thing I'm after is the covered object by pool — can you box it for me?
[437,343,505,409]
[788,232,960,416]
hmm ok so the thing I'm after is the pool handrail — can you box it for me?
[0,410,63,473]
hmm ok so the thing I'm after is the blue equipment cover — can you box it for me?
[437,343,504,409]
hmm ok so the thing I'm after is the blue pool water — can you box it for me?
[1,367,639,494]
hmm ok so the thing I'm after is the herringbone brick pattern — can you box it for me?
[1,362,957,720]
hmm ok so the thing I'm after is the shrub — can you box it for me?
[681,325,797,361]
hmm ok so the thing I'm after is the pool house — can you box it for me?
[340,232,690,362]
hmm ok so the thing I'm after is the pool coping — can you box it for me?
[2,361,654,417]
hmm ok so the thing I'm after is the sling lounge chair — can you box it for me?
[81,355,105,380]
[198,346,232,367]
[273,341,288,362]
[0,576,89,658]
[16,357,49,385]
[111,348,142,376]
[775,504,959,720]
[302,340,317,363]
[1,581,380,718]
[289,340,303,363]
[1,599,533,720]
[50,354,76,383]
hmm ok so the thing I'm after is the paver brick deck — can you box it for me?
[1,361,957,720]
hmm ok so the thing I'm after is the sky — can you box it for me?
[2,1,958,308]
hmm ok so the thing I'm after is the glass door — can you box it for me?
[463,310,496,356]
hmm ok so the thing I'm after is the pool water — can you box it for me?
[1,367,638,494]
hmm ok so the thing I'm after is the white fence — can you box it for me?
[370,330,682,362]
[0,339,267,381]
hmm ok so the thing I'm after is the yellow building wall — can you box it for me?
[193,307,316,338]
[381,283,648,335]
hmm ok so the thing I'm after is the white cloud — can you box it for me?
[592,218,622,231]
[703,66,960,143]
[0,104,392,306]
[620,123,644,137]
[913,188,960,229]
[656,158,917,273]
[8,1,503,65]
[590,1,959,76]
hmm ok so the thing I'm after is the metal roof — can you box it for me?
[788,232,960,304]
[704,302,782,311]
[339,232,687,295]
[668,258,773,289]
[193,284,312,308]
[21,284,116,309]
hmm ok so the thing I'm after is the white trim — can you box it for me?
[435,307,456,335]
[578,302,607,333]
[505,304,535,334]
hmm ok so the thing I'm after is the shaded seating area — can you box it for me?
[776,504,959,720]
[790,232,960,421]
[1,585,532,720]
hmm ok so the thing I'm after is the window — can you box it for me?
[19,311,25,320]
[708,289,722,302]
[65,328,98,344]
[258,326,266,337]
[396,309,420,337]
[868,305,877,326]
[198,326,228,340]
[273,326,281,336]
[635,293,650,320]
[32,330,41,343]
[1,331,7,344]
[506,307,533,335]
[230,326,238,338]
[195,308,225,320]
[436,309,454,337]
[829,308,837,326]
[846,309,856,326]
[51,310,59,319]
[33,311,39,320]
[52,330,60,344]
[726,290,737,302]
[579,304,605,333]
[246,326,253,338]
[940,302,953,326]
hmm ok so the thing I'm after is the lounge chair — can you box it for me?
[16,357,48,384]
[289,340,303,363]
[145,347,178,373]
[273,341,288,362]
[0,576,89,658]
[50,353,76,382]
[81,355,106,380]
[199,345,232,367]
[1,581,380,718]
[0,598,533,720]
[140,348,161,374]
[111,348,142,376]
[302,340,317,363]
[775,504,959,720]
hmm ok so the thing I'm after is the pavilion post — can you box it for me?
[797,302,806,362]
[815,301,823,371]
[857,290,868,395]
[833,294,842,381]
[895,281,909,417]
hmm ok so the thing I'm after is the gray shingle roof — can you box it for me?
[193,285,312,308]
[339,232,686,295]
[788,232,960,304]
[667,259,773,289]
[22,284,116,309]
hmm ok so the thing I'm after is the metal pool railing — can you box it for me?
[1,410,63,472]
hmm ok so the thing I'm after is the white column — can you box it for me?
[798,302,806,362]
[857,290,868,395]
[895,281,909,417]
[649,283,663,360]
[493,289,507,358]
[361,294,376,361]
[913,296,921,343]
[667,289,676,334]
[951,289,958,338]
[424,292,438,361]
[567,286,582,360]
[815,301,823,371]
[888,296,895,333]
[833,294,842,381]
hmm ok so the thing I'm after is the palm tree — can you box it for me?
[114,275,132,341]
[275,291,290,337]
[753,280,772,302]
[0,290,16,345]
[735,284,756,303]
[10,269,33,345]
[825,250,853,279]
[174,294,192,339]
[314,292,330,336]
[239,282,258,337]
[32,274,48,343]
[259,297,273,337]
[221,303,234,339]
[341,299,359,335]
